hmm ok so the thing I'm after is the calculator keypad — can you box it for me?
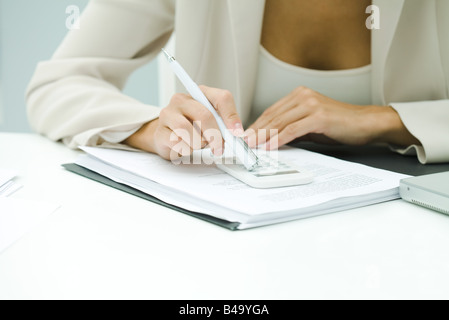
[251,155,297,176]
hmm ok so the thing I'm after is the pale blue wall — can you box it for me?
[0,0,159,133]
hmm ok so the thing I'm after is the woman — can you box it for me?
[26,0,449,163]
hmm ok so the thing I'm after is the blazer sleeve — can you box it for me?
[390,100,449,164]
[26,0,175,149]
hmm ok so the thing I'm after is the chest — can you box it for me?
[261,0,372,70]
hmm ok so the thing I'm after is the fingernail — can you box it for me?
[233,123,244,137]
[247,136,257,149]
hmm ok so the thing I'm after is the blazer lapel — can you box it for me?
[227,0,266,123]
[384,0,447,103]
[175,0,264,123]
[371,0,405,105]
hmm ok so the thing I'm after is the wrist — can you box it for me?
[368,106,420,146]
[124,119,159,153]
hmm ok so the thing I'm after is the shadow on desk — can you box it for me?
[290,142,449,176]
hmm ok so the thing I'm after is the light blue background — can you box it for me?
[0,0,159,133]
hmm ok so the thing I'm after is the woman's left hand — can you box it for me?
[246,86,420,150]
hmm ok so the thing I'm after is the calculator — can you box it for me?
[215,153,314,189]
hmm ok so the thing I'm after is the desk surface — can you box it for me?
[1,133,449,300]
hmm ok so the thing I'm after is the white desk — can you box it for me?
[1,133,449,300]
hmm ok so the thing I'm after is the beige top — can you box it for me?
[26,0,449,164]
[251,46,372,122]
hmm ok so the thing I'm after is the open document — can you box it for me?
[72,147,409,230]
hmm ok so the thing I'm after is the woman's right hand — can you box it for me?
[124,85,244,161]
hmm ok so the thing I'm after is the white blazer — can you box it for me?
[26,0,449,163]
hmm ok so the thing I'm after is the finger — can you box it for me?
[268,101,305,131]
[153,126,179,160]
[170,139,193,160]
[243,128,258,149]
[156,122,194,160]
[248,94,294,132]
[163,113,201,150]
[192,121,209,149]
[203,126,224,156]
[163,95,210,150]
[246,97,299,148]
[244,128,278,149]
[249,86,319,134]
[165,128,193,160]
[266,118,317,150]
[245,102,305,148]
[181,100,224,155]
[199,85,244,136]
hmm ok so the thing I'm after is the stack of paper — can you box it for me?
[0,169,21,197]
[73,147,409,230]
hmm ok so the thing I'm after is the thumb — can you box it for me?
[199,85,244,136]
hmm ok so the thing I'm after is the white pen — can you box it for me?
[162,48,259,171]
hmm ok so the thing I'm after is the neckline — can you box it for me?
[260,46,372,76]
